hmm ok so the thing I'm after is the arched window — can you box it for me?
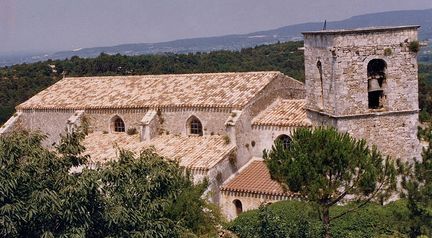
[275,134,292,150]
[233,199,243,215]
[113,116,125,132]
[187,116,203,136]
[367,59,387,109]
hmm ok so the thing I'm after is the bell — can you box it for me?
[368,78,382,92]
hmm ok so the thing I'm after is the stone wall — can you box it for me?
[303,27,421,162]
[140,110,159,141]
[337,112,421,161]
[161,108,231,136]
[304,27,419,116]
[18,107,233,145]
[245,74,305,117]
[220,191,292,221]
[0,112,23,135]
[250,126,296,158]
[233,75,305,169]
[87,107,231,137]
[19,109,75,146]
[187,150,238,204]
[308,110,421,161]
[206,151,239,204]
[85,108,147,133]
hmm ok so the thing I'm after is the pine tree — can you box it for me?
[264,127,398,238]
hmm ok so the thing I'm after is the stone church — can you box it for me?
[0,25,422,220]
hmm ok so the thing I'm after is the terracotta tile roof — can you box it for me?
[252,99,311,127]
[221,159,295,196]
[17,71,282,110]
[82,132,235,170]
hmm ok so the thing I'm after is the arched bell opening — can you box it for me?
[367,59,387,109]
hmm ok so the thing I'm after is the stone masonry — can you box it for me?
[303,26,422,161]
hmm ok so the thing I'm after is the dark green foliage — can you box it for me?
[98,148,208,237]
[227,201,322,238]
[384,48,392,56]
[329,201,410,237]
[126,127,138,135]
[409,41,420,53]
[402,125,432,237]
[419,64,432,122]
[228,200,410,238]
[0,128,97,237]
[0,41,304,125]
[167,181,222,237]
[0,128,220,237]
[263,127,398,237]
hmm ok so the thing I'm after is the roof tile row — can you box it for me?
[252,99,311,127]
[18,72,282,110]
[83,132,235,170]
[221,159,297,196]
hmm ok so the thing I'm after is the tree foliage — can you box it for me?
[0,129,96,237]
[0,128,220,237]
[263,127,398,237]
[419,64,432,122]
[228,200,410,238]
[402,125,432,237]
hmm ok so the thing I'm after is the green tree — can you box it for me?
[0,128,220,237]
[99,148,221,237]
[402,125,432,237]
[263,127,398,238]
[0,128,99,237]
[228,199,410,238]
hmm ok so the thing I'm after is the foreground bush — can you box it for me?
[227,200,410,238]
[0,130,220,237]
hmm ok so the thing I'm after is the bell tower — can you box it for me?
[303,26,422,161]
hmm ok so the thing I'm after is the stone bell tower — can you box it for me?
[302,26,422,161]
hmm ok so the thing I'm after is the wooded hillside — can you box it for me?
[1,41,431,124]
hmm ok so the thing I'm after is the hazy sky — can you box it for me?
[1,0,432,54]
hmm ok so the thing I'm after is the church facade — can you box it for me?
[0,25,422,220]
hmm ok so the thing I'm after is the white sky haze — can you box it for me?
[0,0,431,54]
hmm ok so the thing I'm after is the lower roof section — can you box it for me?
[221,158,297,197]
[83,132,235,170]
[252,99,311,128]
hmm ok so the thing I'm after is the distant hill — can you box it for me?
[1,8,431,66]
[0,41,305,124]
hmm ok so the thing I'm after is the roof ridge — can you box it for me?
[280,99,306,102]
[63,71,282,80]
